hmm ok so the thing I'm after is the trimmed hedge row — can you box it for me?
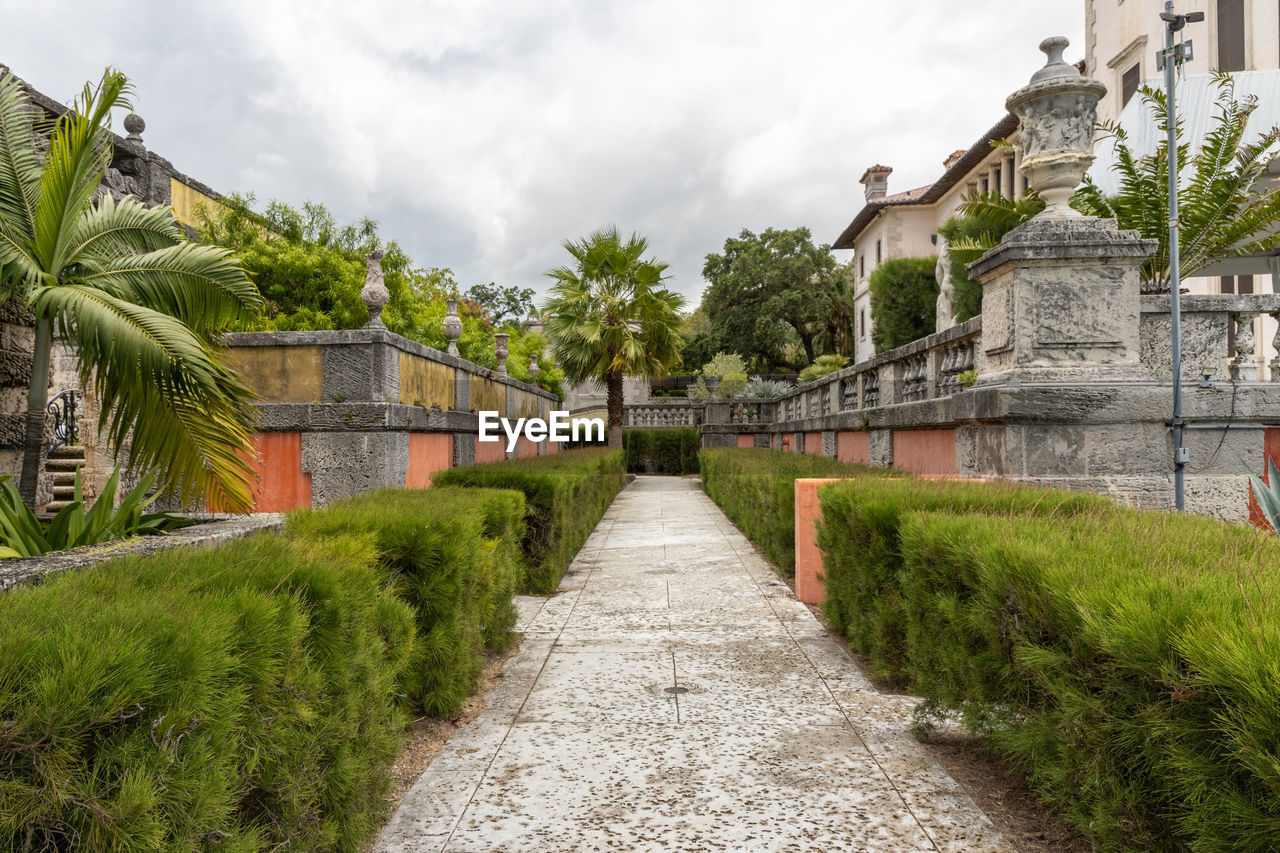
[698,447,896,577]
[288,487,526,714]
[0,485,527,852]
[624,428,701,475]
[819,477,1280,851]
[433,448,625,593]
[816,478,1109,685]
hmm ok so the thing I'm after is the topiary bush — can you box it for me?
[288,487,526,715]
[815,477,1111,685]
[432,449,625,593]
[894,507,1280,851]
[0,533,417,852]
[624,429,700,474]
[698,447,895,578]
[868,256,938,353]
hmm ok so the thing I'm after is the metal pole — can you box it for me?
[1164,0,1186,511]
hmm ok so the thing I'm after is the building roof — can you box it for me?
[833,113,1020,250]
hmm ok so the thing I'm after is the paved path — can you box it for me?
[377,476,1013,852]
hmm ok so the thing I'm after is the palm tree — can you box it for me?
[544,227,685,447]
[947,74,1280,293]
[0,69,262,511]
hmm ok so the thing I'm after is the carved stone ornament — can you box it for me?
[1006,37,1107,217]
[444,298,463,356]
[528,354,541,377]
[495,333,509,374]
[361,249,389,328]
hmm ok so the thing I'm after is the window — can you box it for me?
[1220,275,1254,294]
[875,240,882,264]
[1239,274,1255,294]
[1218,0,1245,71]
[859,309,866,339]
[1121,63,1140,107]
[860,255,865,279]
[1220,275,1235,294]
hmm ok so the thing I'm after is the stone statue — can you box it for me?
[361,249,389,328]
[935,241,955,333]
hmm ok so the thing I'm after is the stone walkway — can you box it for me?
[377,476,1013,852]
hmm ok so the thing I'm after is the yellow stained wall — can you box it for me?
[169,179,222,228]
[470,375,506,416]
[399,352,456,410]
[225,346,322,403]
[514,388,540,420]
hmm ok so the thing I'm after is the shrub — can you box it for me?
[894,508,1280,851]
[288,487,525,714]
[624,429,700,474]
[743,375,790,398]
[815,478,1111,685]
[699,447,894,577]
[797,354,847,384]
[0,533,417,852]
[432,449,625,593]
[717,371,748,398]
[868,256,938,353]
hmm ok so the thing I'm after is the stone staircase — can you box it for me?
[45,446,85,514]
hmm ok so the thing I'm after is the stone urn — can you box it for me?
[704,374,721,399]
[529,354,540,378]
[443,298,462,356]
[495,333,509,375]
[361,249,389,328]
[1006,36,1106,217]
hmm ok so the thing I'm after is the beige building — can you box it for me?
[1086,0,1280,127]
[833,115,1021,363]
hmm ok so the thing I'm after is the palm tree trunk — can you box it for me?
[606,368,624,449]
[18,317,53,509]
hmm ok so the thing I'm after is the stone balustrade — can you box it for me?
[1139,293,1280,383]
[624,400,703,428]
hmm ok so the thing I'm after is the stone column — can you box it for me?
[969,37,1157,385]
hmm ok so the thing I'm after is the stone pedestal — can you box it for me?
[968,216,1157,384]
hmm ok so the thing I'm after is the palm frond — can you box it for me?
[0,71,42,248]
[33,284,257,511]
[63,193,183,261]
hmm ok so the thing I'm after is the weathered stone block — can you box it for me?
[868,429,893,467]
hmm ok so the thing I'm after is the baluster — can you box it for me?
[1232,312,1260,380]
[1271,311,1280,381]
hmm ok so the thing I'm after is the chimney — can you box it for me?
[860,165,893,202]
[942,149,967,171]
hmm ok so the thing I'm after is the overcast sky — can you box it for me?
[2,1,1083,305]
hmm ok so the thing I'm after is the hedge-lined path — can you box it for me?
[376,476,1012,852]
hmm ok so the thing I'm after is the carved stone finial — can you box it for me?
[529,354,540,378]
[361,249,389,328]
[1006,36,1107,217]
[443,298,462,356]
[495,333,509,375]
[123,113,145,144]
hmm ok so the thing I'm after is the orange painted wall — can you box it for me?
[837,432,870,465]
[518,436,538,459]
[1250,429,1280,528]
[406,433,453,489]
[546,439,561,455]
[249,432,311,512]
[892,429,958,477]
[476,436,506,464]
[737,434,756,449]
[804,431,823,456]
[794,478,846,604]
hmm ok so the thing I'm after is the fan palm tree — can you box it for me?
[544,227,685,447]
[0,68,262,511]
[946,74,1280,293]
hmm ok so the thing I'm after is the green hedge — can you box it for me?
[0,533,416,852]
[816,478,1109,684]
[698,447,894,578]
[432,448,625,593]
[899,509,1280,851]
[288,487,526,715]
[0,485,533,851]
[624,428,701,474]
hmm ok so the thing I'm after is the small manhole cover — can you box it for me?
[664,686,691,695]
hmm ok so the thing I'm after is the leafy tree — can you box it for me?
[869,257,938,353]
[544,227,685,447]
[0,69,261,511]
[950,74,1280,293]
[814,266,858,357]
[464,282,536,326]
[701,227,839,370]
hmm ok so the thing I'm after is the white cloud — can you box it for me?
[0,0,1083,302]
